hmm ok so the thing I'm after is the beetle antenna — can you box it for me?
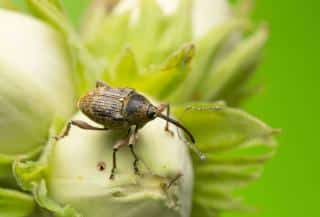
[157,113,195,144]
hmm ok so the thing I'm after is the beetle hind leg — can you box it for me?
[129,144,140,175]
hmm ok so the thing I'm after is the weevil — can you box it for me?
[55,80,196,180]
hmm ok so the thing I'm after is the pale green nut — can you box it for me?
[48,113,193,217]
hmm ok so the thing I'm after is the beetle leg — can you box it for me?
[167,172,183,190]
[128,125,141,176]
[54,120,108,141]
[109,137,129,180]
[158,104,174,136]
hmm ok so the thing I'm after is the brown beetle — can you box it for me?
[55,80,195,179]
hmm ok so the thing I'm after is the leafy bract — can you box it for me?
[0,0,18,10]
[112,46,139,85]
[12,128,83,217]
[133,43,195,99]
[199,26,268,101]
[0,147,42,186]
[25,0,103,95]
[0,188,35,217]
[170,19,246,103]
[13,173,83,217]
[172,102,278,216]
[85,0,192,71]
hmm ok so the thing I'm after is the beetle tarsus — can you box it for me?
[134,160,140,175]
[167,173,183,189]
[129,144,140,176]
[110,148,118,180]
[109,173,115,180]
[165,127,175,137]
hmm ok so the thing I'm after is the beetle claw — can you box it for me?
[165,128,175,137]
[109,172,115,180]
[53,136,61,141]
[133,159,141,176]
[134,167,140,176]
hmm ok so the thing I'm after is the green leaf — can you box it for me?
[81,0,120,42]
[170,20,246,103]
[12,128,83,217]
[172,102,278,216]
[233,0,254,19]
[173,101,277,148]
[13,160,46,191]
[0,147,43,186]
[128,0,165,65]
[112,46,139,85]
[222,79,263,106]
[47,0,63,11]
[133,43,195,99]
[86,11,130,61]
[25,0,72,37]
[199,26,268,101]
[157,0,192,59]
[0,188,35,217]
[0,0,18,10]
[84,0,192,69]
[25,0,101,95]
[32,180,83,217]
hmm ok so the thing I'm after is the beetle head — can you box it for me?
[125,93,154,126]
[125,93,196,144]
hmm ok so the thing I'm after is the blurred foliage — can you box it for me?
[0,1,287,217]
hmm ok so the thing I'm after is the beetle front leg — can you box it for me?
[54,120,108,141]
[128,125,141,176]
[158,103,174,136]
[110,126,140,180]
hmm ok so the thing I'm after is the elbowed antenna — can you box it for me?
[157,113,195,144]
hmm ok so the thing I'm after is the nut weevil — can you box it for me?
[55,80,196,180]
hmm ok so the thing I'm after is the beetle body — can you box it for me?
[56,80,197,179]
[78,82,156,130]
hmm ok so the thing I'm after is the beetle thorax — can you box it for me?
[124,93,154,128]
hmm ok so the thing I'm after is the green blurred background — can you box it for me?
[26,0,320,217]
[244,1,319,216]
[232,1,319,217]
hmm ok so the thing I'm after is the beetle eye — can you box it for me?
[147,111,156,119]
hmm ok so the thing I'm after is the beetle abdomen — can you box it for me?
[78,87,133,128]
